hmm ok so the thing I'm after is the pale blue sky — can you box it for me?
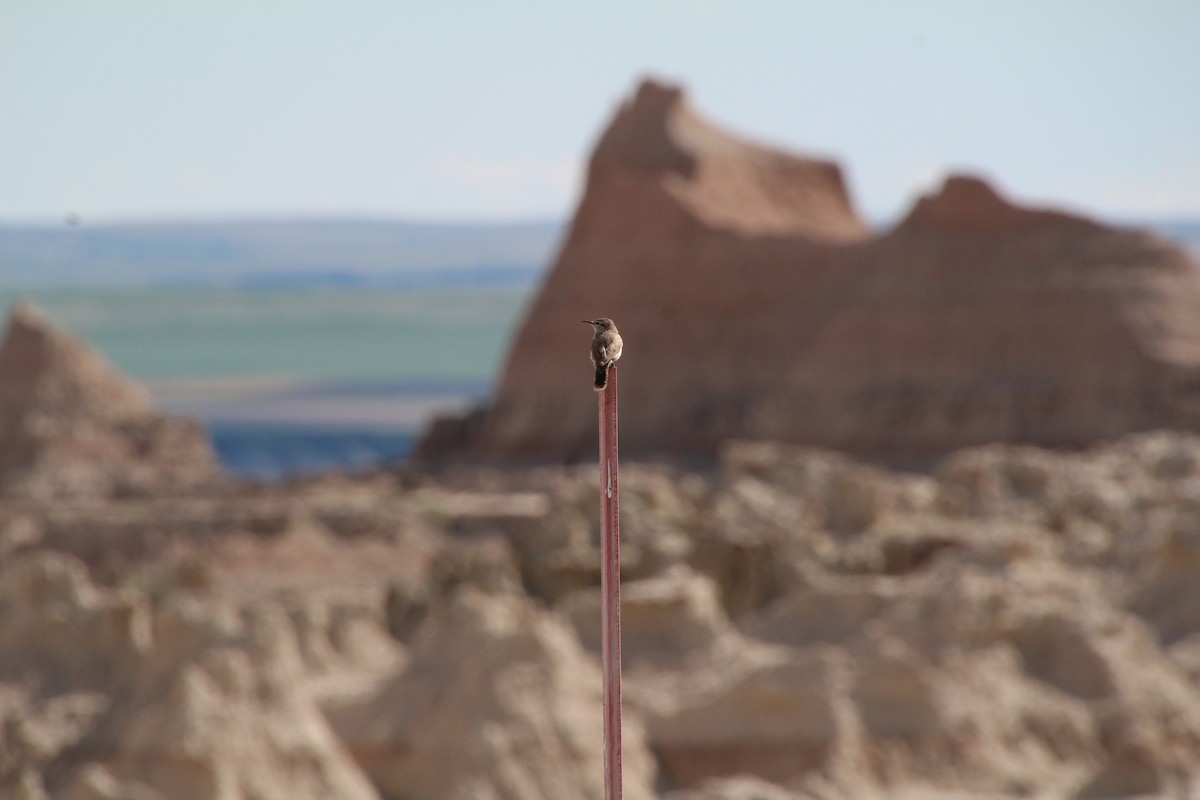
[2,1,1198,224]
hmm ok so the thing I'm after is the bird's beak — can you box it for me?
[581,320,593,325]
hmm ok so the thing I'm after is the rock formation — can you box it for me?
[0,303,220,498]
[545,435,1200,798]
[795,175,1200,461]
[338,587,658,800]
[0,553,381,800]
[419,80,1200,465]
[4,414,1200,796]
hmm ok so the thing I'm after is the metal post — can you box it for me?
[598,365,622,800]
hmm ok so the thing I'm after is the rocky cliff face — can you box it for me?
[7,431,1200,799]
[419,81,1200,464]
[0,303,220,498]
[780,176,1200,460]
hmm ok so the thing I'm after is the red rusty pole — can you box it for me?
[599,364,622,800]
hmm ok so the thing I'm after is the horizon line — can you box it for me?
[0,212,569,230]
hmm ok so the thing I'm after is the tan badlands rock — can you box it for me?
[0,304,220,498]
[419,80,1200,465]
[0,553,379,800]
[4,432,1200,797]
[341,587,658,800]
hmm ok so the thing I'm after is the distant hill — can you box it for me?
[0,218,563,287]
[1,215,1193,290]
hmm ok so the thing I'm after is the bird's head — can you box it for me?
[582,318,616,331]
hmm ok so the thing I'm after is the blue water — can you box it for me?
[208,422,418,479]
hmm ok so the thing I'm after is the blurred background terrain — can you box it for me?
[0,220,557,475]
[4,3,1200,800]
[4,1,1199,477]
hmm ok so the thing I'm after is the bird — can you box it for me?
[583,318,623,391]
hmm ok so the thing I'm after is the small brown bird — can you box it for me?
[583,318,623,391]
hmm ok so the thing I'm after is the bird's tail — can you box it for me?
[594,365,608,391]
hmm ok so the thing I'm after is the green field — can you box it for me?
[0,286,533,382]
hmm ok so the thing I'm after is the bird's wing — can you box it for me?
[600,340,621,364]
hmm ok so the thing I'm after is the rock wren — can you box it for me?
[583,318,623,391]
